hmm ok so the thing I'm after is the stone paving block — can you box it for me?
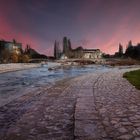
[75,110,98,120]
[74,120,99,137]
[75,97,95,112]
[1,67,140,140]
[76,97,94,103]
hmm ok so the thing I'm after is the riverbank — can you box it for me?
[0,64,110,107]
[0,63,41,74]
[104,58,140,66]
[123,69,140,89]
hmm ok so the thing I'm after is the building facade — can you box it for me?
[54,41,61,59]
[54,37,103,60]
[0,40,22,62]
[83,49,102,59]
[0,40,22,55]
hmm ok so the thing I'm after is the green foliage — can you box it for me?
[123,69,140,89]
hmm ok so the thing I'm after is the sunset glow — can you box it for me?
[0,0,140,55]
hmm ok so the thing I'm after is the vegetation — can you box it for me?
[108,58,140,66]
[123,69,140,90]
[125,40,140,59]
[24,44,47,59]
[0,41,47,63]
[10,53,19,63]
[13,39,17,44]
[19,54,30,63]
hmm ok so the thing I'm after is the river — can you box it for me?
[0,64,111,107]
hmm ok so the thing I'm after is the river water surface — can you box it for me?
[0,64,111,107]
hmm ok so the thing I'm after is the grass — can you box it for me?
[123,69,140,90]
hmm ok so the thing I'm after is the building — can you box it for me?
[54,37,103,60]
[0,40,22,55]
[54,41,61,59]
[0,40,23,63]
[83,49,102,59]
[62,37,103,59]
[60,54,68,60]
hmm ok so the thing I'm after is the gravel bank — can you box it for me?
[0,63,41,74]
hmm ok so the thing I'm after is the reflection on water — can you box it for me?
[0,64,110,106]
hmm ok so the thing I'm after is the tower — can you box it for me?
[119,43,123,56]
[54,40,60,59]
[63,37,68,54]
[63,37,72,58]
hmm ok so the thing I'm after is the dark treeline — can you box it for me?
[125,41,140,59]
[105,40,140,60]
[24,44,47,59]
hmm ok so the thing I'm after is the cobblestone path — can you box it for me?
[0,68,140,140]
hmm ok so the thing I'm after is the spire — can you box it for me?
[54,40,61,59]
[63,37,68,54]
[119,43,123,56]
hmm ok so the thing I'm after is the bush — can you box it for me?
[20,54,30,63]
[10,53,19,63]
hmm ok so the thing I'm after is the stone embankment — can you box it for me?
[0,63,41,73]
[0,67,140,140]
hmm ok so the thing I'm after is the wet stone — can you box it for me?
[118,127,128,133]
[117,134,133,140]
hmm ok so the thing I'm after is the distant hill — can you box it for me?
[25,45,47,59]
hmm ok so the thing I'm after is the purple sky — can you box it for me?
[0,0,140,55]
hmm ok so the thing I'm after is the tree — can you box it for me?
[125,41,134,57]
[20,54,30,63]
[13,39,17,44]
[54,40,57,59]
[128,40,132,48]
[119,43,123,56]
[10,52,19,63]
[25,44,30,54]
[54,40,60,59]
[68,39,72,50]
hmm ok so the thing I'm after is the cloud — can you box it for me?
[0,0,140,55]
[74,0,140,54]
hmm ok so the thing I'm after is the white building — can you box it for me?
[83,49,102,59]
[60,54,68,60]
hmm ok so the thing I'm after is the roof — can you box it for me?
[83,49,100,52]
[0,40,22,48]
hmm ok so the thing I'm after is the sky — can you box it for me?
[0,0,140,55]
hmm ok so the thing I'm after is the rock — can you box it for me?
[118,127,128,133]
[117,134,133,140]
[134,136,140,140]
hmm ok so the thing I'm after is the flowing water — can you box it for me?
[0,63,111,106]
